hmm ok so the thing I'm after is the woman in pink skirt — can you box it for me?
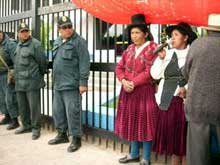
[151,23,197,165]
[115,14,158,165]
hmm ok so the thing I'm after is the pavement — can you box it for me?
[0,125,125,165]
[0,114,167,165]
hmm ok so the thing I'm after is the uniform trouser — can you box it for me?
[187,122,220,165]
[53,89,82,137]
[0,73,18,118]
[16,90,41,133]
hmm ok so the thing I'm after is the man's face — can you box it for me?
[18,30,30,42]
[59,24,74,39]
[0,32,4,42]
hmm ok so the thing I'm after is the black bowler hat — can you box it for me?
[17,22,30,32]
[127,14,150,31]
[127,14,153,41]
[58,16,72,27]
[166,22,197,44]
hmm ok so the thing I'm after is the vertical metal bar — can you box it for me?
[0,0,2,17]
[31,0,40,40]
[99,20,102,129]
[2,0,4,16]
[85,12,89,125]
[6,0,8,16]
[106,22,110,131]
[57,12,59,38]
[79,9,82,36]
[41,15,45,116]
[158,25,161,44]
[73,9,76,31]
[51,12,55,119]
[92,17,96,127]
[46,13,50,118]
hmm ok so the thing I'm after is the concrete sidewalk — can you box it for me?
[0,112,167,165]
[0,125,125,165]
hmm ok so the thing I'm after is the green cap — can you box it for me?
[58,16,72,27]
[18,22,29,32]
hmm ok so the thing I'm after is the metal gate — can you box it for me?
[0,0,164,154]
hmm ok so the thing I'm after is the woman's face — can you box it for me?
[131,27,148,47]
[171,29,188,49]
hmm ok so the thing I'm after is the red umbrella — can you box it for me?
[72,0,220,26]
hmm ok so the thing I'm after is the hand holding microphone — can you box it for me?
[153,39,172,55]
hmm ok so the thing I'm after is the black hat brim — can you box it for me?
[59,22,72,28]
[166,25,197,44]
[127,23,149,32]
[18,28,30,32]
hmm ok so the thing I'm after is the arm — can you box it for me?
[34,43,48,75]
[7,40,17,64]
[78,39,90,94]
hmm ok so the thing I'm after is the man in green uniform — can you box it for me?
[48,16,90,152]
[0,31,19,130]
[14,23,47,140]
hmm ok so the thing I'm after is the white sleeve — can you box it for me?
[150,56,166,80]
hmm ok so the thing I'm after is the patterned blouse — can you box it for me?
[116,41,158,87]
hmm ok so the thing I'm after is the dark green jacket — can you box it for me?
[14,37,47,91]
[53,32,90,91]
[0,34,17,73]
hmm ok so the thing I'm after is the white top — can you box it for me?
[135,41,150,58]
[150,46,189,105]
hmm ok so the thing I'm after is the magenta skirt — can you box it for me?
[153,96,187,156]
[115,84,158,141]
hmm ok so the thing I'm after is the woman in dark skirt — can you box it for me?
[151,22,197,165]
[115,14,158,165]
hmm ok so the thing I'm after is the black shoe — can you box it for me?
[140,159,151,165]
[67,137,81,152]
[15,127,32,134]
[48,132,69,145]
[119,155,140,164]
[7,118,19,130]
[32,132,40,140]
[0,114,11,125]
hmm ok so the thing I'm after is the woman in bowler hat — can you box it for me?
[151,22,197,165]
[115,14,159,165]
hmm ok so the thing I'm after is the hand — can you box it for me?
[177,87,187,98]
[121,79,134,93]
[158,49,166,60]
[79,86,88,95]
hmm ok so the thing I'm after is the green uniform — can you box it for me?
[52,32,90,136]
[0,34,18,119]
[14,37,47,132]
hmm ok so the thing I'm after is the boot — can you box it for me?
[32,131,41,140]
[48,131,69,145]
[67,136,81,152]
[6,118,19,130]
[15,127,32,134]
[0,114,11,125]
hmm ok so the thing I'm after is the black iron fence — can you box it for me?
[0,0,163,152]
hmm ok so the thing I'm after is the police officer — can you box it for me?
[0,31,19,130]
[14,23,47,140]
[48,16,90,152]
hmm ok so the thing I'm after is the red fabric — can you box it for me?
[115,84,158,141]
[115,41,157,87]
[153,97,187,156]
[72,0,220,26]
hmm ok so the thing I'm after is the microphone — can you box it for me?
[153,39,172,55]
